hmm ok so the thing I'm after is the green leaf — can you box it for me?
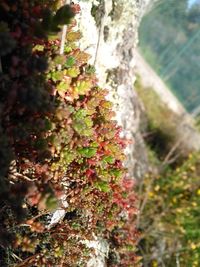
[110,169,122,178]
[98,170,110,181]
[61,149,77,165]
[73,109,87,119]
[85,65,96,74]
[65,56,76,67]
[57,81,71,94]
[126,245,136,252]
[95,180,110,193]
[71,222,81,229]
[53,55,66,65]
[66,67,80,78]
[45,194,58,211]
[78,147,97,158]
[75,80,92,95]
[51,71,64,82]
[102,155,115,164]
[33,45,44,52]
[91,141,98,147]
[64,46,73,53]
[66,31,82,42]
[72,112,93,136]
[84,117,93,127]
[73,122,93,136]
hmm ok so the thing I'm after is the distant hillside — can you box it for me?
[139,0,200,113]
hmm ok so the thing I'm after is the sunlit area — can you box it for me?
[0,1,199,266]
[136,0,200,266]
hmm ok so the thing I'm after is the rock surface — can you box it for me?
[48,2,151,265]
[73,1,200,265]
[74,1,151,266]
[76,0,151,181]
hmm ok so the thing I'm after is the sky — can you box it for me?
[188,0,199,8]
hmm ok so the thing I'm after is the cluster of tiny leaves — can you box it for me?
[0,1,139,266]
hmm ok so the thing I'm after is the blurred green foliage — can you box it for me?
[135,75,180,160]
[136,74,200,266]
[138,153,200,267]
[139,0,200,113]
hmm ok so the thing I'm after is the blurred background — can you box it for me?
[136,1,200,266]
[139,0,200,114]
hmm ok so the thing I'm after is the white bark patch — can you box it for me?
[81,237,109,267]
[47,195,69,229]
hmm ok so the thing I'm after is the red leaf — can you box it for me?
[85,168,95,178]
[122,178,135,191]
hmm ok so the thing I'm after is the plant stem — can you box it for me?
[58,0,71,70]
